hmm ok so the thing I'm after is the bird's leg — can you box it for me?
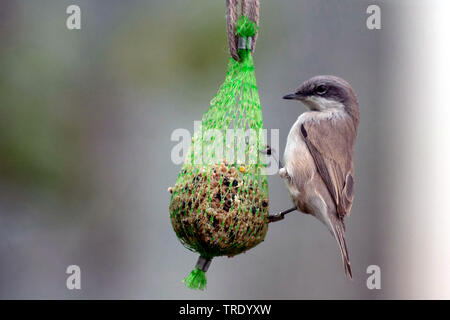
[268,207,297,223]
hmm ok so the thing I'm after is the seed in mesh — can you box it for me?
[169,161,269,257]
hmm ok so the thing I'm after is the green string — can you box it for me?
[183,268,207,290]
[235,16,258,37]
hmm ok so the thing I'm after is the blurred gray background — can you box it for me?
[1,0,449,299]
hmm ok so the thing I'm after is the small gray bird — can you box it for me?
[278,75,359,278]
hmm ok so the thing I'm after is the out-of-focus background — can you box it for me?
[1,0,449,299]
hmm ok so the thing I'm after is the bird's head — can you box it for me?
[283,75,359,122]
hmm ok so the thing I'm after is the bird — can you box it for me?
[277,75,359,279]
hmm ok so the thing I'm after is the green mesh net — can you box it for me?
[169,16,268,290]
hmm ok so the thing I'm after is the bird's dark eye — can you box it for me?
[315,85,328,95]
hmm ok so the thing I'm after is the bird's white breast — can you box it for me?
[284,117,308,167]
[283,115,315,186]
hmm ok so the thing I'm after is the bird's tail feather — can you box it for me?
[333,221,353,279]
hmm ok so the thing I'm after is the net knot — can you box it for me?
[235,16,258,37]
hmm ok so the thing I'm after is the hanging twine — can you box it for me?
[226,0,260,61]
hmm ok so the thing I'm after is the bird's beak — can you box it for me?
[283,92,302,100]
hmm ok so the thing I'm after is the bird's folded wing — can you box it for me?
[300,117,356,218]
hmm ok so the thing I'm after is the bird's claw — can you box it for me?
[268,213,285,223]
[259,144,273,155]
[268,207,297,223]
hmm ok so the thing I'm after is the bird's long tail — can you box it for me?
[332,221,353,279]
